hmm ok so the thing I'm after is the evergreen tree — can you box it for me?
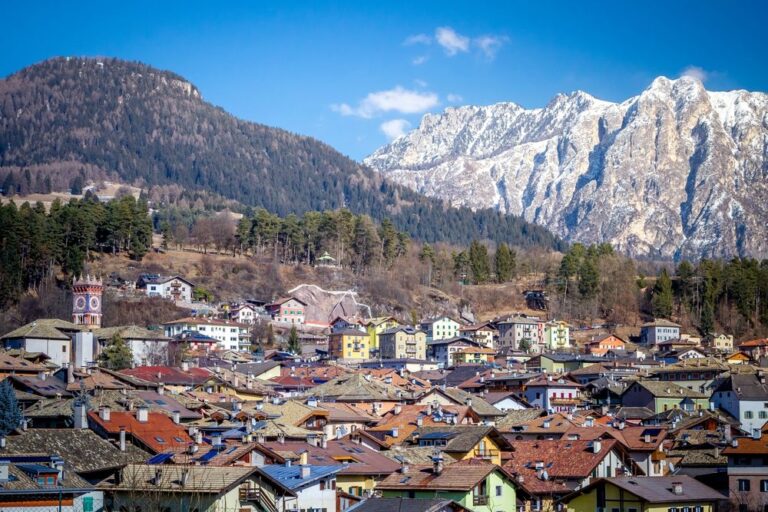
[468,240,490,284]
[266,323,276,347]
[287,326,301,355]
[578,257,600,299]
[98,334,133,370]
[0,380,22,436]
[494,243,516,283]
[652,269,674,319]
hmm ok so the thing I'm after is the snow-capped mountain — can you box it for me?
[365,77,768,259]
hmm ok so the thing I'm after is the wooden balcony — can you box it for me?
[473,448,499,459]
[473,495,489,506]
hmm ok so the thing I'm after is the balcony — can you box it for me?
[473,495,489,506]
[473,448,499,460]
[239,488,260,501]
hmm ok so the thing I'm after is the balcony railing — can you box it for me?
[473,448,499,459]
[473,495,489,506]
[239,488,260,501]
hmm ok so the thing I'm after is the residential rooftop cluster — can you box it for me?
[1,277,768,511]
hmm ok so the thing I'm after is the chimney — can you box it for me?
[432,451,444,475]
[321,435,328,449]
[0,460,9,483]
[753,428,761,440]
[38,371,46,381]
[0,437,5,449]
[180,468,190,487]
[152,468,164,485]
[465,397,472,408]
[644,433,652,443]
[299,451,309,466]
[585,417,594,428]
[391,427,399,438]
[188,443,199,455]
[181,361,189,372]
[299,463,311,479]
[99,406,111,422]
[212,433,223,448]
[400,462,409,474]
[52,457,64,481]
[394,404,402,415]
[732,439,739,448]
[74,402,88,429]
[278,433,285,444]
[592,440,602,453]
[172,411,181,424]
[543,419,551,429]
[672,481,683,495]
[137,406,149,423]
[384,376,392,385]
[417,416,423,427]
[195,431,203,444]
[307,397,318,408]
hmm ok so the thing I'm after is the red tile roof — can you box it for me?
[88,410,193,454]
[120,366,217,386]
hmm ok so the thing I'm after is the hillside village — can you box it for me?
[0,271,767,512]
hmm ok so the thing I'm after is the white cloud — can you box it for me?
[332,86,439,119]
[435,26,470,56]
[681,65,709,83]
[414,79,428,88]
[404,33,431,46]
[447,93,463,103]
[474,35,508,60]
[380,119,412,140]
[412,55,429,66]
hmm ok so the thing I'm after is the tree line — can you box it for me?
[155,207,410,272]
[0,194,152,307]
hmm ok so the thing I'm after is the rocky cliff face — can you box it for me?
[365,77,768,259]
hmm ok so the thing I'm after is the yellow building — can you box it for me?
[364,316,401,351]
[564,475,723,512]
[450,346,496,365]
[329,328,370,360]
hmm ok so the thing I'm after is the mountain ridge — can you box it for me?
[0,57,564,251]
[365,76,768,259]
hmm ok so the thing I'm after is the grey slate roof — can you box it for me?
[588,475,724,502]
[351,498,470,512]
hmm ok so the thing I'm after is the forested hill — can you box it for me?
[0,57,564,250]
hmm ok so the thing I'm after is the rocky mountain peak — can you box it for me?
[365,78,768,259]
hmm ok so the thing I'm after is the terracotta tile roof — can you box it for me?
[722,432,768,455]
[424,387,503,417]
[407,425,512,454]
[503,412,578,435]
[739,338,768,347]
[376,459,501,491]
[319,401,378,422]
[504,439,620,493]
[120,366,217,386]
[366,405,480,446]
[259,439,400,475]
[88,410,193,454]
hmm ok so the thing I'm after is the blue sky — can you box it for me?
[2,1,767,160]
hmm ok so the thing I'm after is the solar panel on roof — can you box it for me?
[420,432,455,440]
[197,450,218,463]
[641,428,662,436]
[147,453,173,465]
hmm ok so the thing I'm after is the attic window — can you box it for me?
[155,437,166,443]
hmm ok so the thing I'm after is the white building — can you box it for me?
[163,317,249,351]
[0,319,85,368]
[420,316,461,342]
[258,463,341,512]
[639,319,681,345]
[230,303,259,324]
[523,376,583,413]
[426,337,482,365]
[712,373,768,434]
[497,315,543,351]
[143,275,194,303]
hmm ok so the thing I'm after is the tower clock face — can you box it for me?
[75,296,86,311]
[89,296,101,311]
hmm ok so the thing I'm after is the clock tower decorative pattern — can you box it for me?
[72,275,103,328]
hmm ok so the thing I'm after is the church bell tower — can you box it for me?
[72,275,103,329]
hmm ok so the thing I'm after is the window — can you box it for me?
[760,411,767,419]
[83,497,94,512]
[745,411,754,419]
[320,480,325,490]
[738,479,751,491]
[496,485,502,496]
[761,479,768,492]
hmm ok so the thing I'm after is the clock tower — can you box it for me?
[72,275,103,329]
